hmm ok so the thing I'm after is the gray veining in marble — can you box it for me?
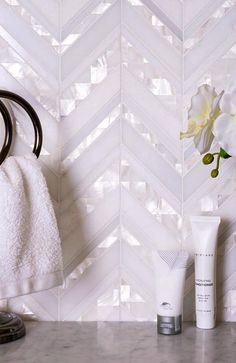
[0,322,236,363]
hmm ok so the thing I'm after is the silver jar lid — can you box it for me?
[157,315,182,335]
[0,312,25,344]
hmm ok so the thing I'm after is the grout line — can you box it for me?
[58,0,62,322]
[118,0,123,322]
[181,0,185,251]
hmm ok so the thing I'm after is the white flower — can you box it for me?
[181,85,223,154]
[213,89,236,156]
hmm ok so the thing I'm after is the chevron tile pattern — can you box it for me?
[0,0,235,321]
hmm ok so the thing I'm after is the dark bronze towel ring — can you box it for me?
[0,90,44,343]
[0,90,43,164]
[0,100,13,165]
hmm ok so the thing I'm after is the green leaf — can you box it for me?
[219,148,231,159]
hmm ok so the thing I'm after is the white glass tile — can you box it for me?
[122,38,176,103]
[61,1,116,53]
[0,32,59,119]
[121,159,182,239]
[61,39,120,116]
[62,105,121,170]
[4,0,59,52]
[184,0,236,52]
[124,108,180,172]
[127,0,181,51]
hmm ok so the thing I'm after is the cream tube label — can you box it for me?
[195,254,215,316]
[190,216,220,330]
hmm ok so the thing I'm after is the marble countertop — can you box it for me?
[1,322,236,363]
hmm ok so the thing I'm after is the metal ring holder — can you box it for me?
[0,100,13,165]
[0,91,43,344]
[0,90,43,163]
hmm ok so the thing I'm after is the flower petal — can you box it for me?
[180,120,198,139]
[213,114,236,156]
[220,89,236,114]
[188,84,217,125]
[193,119,215,154]
[210,90,224,119]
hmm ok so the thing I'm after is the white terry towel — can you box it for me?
[0,154,63,299]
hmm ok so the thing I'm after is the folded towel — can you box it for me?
[0,154,63,299]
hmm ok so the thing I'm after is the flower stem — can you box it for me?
[216,153,221,170]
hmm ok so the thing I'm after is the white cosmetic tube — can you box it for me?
[190,216,221,329]
[152,250,189,335]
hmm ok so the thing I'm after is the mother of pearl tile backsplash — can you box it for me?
[0,0,236,321]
